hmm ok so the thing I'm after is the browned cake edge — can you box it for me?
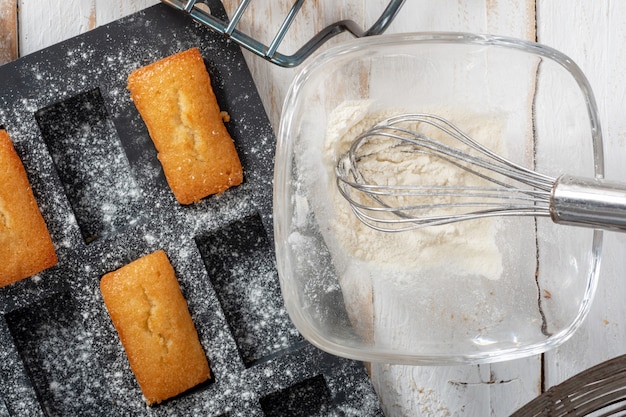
[100,249,210,405]
[0,129,57,287]
[126,47,243,205]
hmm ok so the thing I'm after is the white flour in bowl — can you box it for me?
[320,100,504,280]
[297,100,530,347]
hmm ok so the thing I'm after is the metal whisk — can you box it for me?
[336,113,626,232]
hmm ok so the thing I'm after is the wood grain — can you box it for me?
[16,0,158,57]
[0,0,18,64]
[538,0,626,391]
[94,0,158,27]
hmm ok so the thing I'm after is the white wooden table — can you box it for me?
[2,1,626,415]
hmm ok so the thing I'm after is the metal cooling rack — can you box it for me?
[512,354,626,416]
[160,0,405,67]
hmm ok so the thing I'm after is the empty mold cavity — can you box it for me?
[196,214,302,367]
[35,88,144,244]
[6,292,110,415]
[260,375,332,417]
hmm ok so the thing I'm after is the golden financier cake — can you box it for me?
[100,250,210,405]
[0,129,57,287]
[127,47,243,204]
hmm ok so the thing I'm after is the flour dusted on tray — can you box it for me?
[320,100,504,280]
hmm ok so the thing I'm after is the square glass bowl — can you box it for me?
[273,32,603,365]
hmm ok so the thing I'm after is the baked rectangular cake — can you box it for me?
[0,129,57,287]
[127,47,243,204]
[100,249,211,405]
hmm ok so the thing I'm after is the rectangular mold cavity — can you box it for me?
[260,375,332,417]
[35,88,144,244]
[5,292,110,416]
[196,214,302,368]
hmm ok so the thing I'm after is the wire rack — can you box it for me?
[160,0,405,67]
[512,354,626,416]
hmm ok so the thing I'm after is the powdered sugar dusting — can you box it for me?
[0,3,381,416]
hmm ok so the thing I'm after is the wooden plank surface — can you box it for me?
[2,1,626,415]
[538,0,626,391]
[16,0,158,57]
[0,0,17,64]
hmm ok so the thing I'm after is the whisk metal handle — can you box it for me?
[551,174,626,232]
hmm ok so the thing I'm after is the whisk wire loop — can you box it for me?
[335,113,558,231]
[337,112,626,233]
[378,114,554,190]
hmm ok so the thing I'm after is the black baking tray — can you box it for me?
[0,2,383,416]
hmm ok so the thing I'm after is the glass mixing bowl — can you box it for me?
[273,32,603,364]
